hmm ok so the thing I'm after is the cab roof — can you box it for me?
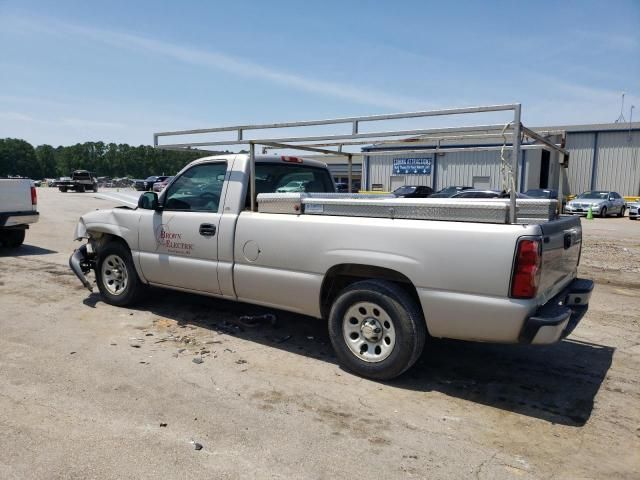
[190,153,329,169]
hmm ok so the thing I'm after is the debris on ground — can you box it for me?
[192,357,204,364]
[159,423,167,427]
[193,442,203,451]
[274,334,291,344]
[238,313,277,328]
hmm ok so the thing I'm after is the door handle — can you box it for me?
[199,223,216,236]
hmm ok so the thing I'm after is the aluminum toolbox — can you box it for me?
[257,193,394,214]
[257,193,557,224]
[303,197,510,223]
[257,193,304,214]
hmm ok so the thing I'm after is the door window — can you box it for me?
[163,162,227,212]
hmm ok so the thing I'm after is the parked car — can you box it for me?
[451,189,531,199]
[0,178,39,247]
[627,201,639,220]
[276,180,311,193]
[392,185,433,198]
[523,188,567,212]
[564,190,626,217]
[70,154,592,380]
[430,186,473,198]
[335,182,349,193]
[135,176,169,191]
[153,176,174,193]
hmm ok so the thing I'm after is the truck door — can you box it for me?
[137,161,229,294]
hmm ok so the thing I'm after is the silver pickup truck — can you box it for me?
[0,178,39,247]
[70,154,593,380]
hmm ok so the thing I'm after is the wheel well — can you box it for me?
[90,232,130,256]
[320,264,421,319]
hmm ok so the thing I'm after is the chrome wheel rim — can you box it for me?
[101,254,129,296]
[342,301,396,363]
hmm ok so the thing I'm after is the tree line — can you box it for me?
[0,138,211,179]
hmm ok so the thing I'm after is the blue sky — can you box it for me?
[1,0,638,147]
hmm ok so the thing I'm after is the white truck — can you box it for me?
[0,179,39,247]
[70,154,593,380]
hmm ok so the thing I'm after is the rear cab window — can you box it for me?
[245,163,335,208]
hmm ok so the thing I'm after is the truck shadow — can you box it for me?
[398,338,613,427]
[91,287,613,428]
[0,245,58,256]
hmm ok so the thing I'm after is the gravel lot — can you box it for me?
[1,188,639,479]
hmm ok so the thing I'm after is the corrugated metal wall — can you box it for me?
[368,153,434,190]
[435,150,504,190]
[593,132,640,194]
[565,133,595,194]
[366,128,639,195]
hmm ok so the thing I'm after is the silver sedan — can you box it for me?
[565,191,626,217]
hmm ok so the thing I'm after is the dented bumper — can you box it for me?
[69,243,95,292]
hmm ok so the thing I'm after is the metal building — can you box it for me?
[363,122,640,196]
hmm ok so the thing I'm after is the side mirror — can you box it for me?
[608,196,615,201]
[138,191,160,210]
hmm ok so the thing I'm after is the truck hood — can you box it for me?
[74,207,134,240]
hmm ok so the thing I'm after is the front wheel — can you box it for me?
[59,187,67,193]
[328,280,426,380]
[600,206,607,217]
[96,241,144,306]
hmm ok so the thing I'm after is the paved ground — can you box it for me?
[1,188,638,479]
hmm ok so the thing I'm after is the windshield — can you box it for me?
[393,186,417,195]
[577,191,608,199]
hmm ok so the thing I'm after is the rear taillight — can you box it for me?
[31,185,37,206]
[511,239,541,299]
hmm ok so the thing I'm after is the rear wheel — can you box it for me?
[96,241,144,306]
[1,229,25,247]
[328,280,426,380]
[618,207,625,217]
[59,187,67,192]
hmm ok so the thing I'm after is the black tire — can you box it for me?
[59,187,67,192]
[618,207,625,217]
[600,207,607,217]
[328,280,426,380]
[1,229,25,247]
[93,185,98,192]
[77,185,85,193]
[96,241,144,306]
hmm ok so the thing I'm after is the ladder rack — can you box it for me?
[153,104,569,224]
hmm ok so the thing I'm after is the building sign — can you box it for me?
[392,157,433,175]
